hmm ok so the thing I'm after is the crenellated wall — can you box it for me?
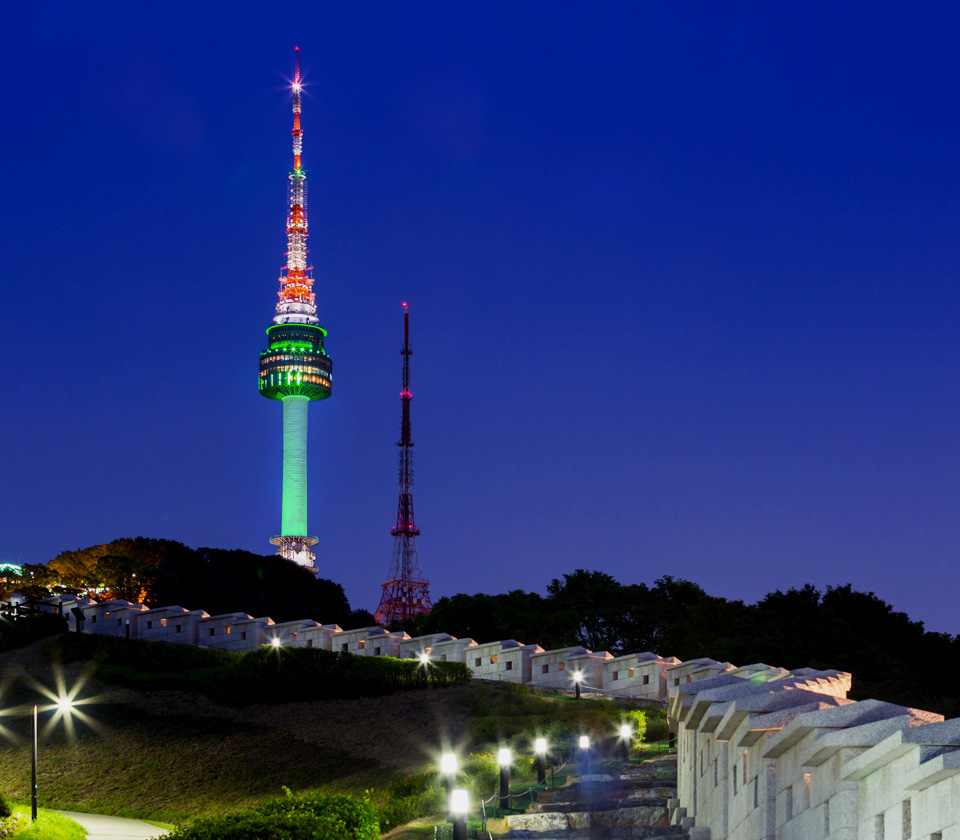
[667,663,960,839]
[24,591,960,836]
[30,594,669,701]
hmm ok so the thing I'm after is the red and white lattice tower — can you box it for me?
[374,304,433,625]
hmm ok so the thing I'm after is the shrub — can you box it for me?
[643,711,670,743]
[0,792,11,819]
[166,790,379,840]
[623,710,647,743]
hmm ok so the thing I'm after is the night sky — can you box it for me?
[3,3,959,633]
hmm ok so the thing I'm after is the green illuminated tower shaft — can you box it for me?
[258,48,332,573]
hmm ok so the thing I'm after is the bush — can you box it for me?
[643,711,670,743]
[0,792,11,819]
[623,710,647,743]
[166,790,379,840]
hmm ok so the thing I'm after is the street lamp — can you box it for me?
[573,670,583,700]
[450,789,469,840]
[619,723,632,761]
[578,734,591,777]
[498,747,512,810]
[271,637,281,648]
[32,697,74,821]
[534,737,547,785]
[441,753,458,808]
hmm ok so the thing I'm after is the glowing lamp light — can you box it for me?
[620,724,632,739]
[498,747,512,766]
[441,753,458,775]
[450,789,469,815]
[573,671,583,683]
[271,637,281,648]
[419,651,431,665]
[579,735,590,750]
[535,737,547,755]
[56,697,74,714]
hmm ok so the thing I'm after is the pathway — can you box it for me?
[54,810,171,840]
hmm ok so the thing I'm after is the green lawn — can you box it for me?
[5,806,87,840]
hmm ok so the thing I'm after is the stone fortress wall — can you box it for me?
[27,593,960,838]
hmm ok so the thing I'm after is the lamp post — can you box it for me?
[498,747,512,811]
[30,705,37,821]
[450,789,468,840]
[441,753,457,812]
[31,697,74,821]
[573,670,583,700]
[578,734,591,777]
[534,737,547,785]
[619,723,632,762]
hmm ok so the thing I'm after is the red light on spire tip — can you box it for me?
[403,301,408,308]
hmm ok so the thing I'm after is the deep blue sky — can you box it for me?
[2,3,959,634]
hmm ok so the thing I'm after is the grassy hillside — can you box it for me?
[0,637,666,824]
[0,640,474,821]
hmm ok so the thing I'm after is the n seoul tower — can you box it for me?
[258,48,332,573]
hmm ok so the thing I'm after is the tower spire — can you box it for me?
[275,46,316,326]
[259,49,333,573]
[375,303,433,626]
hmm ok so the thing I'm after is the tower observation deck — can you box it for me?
[258,48,332,573]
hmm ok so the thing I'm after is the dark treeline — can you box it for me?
[10,538,369,628]
[401,570,960,719]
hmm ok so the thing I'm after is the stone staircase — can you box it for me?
[503,756,692,839]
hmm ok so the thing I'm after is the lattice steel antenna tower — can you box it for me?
[258,48,332,573]
[374,304,433,624]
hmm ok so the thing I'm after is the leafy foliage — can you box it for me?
[23,538,351,626]
[165,790,379,840]
[0,792,10,819]
[408,570,960,718]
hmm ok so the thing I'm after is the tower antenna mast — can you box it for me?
[258,48,333,573]
[375,303,433,625]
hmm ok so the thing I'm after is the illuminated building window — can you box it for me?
[558,662,565,671]
[160,619,167,628]
[292,632,298,642]
[628,667,634,678]
[225,626,231,634]
[490,655,498,664]
[358,640,365,649]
